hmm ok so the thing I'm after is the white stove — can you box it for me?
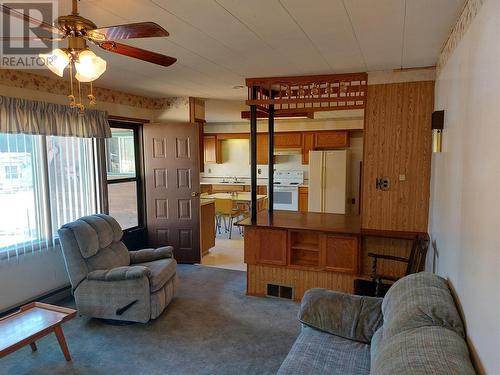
[273,171,304,211]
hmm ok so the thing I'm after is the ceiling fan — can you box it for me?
[0,0,177,110]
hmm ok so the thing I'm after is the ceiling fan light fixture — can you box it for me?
[75,50,107,82]
[39,48,70,77]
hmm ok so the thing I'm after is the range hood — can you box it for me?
[274,148,302,156]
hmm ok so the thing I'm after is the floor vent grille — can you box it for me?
[266,283,294,300]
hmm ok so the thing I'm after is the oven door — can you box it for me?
[273,186,299,211]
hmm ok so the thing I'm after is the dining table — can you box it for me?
[205,192,268,212]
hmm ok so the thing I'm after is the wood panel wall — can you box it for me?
[247,264,355,301]
[361,81,434,232]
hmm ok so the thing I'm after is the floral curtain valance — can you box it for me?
[0,95,111,138]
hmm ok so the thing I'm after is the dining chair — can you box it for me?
[215,198,243,239]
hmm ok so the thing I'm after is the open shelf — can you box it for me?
[291,243,320,252]
[289,230,321,268]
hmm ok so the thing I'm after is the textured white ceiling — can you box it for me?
[49,0,464,99]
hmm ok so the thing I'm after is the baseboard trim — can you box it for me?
[0,285,72,317]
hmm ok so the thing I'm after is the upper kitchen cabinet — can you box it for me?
[204,135,222,164]
[274,132,302,148]
[314,131,349,149]
[256,133,268,165]
[302,133,315,164]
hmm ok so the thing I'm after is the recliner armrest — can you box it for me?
[129,246,174,264]
[87,266,151,282]
[299,288,383,343]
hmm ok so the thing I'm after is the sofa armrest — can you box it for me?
[298,288,383,343]
[129,246,174,264]
[87,266,151,282]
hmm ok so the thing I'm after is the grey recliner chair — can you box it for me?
[58,214,177,323]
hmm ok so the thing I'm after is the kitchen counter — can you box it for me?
[200,179,309,187]
[237,210,360,235]
[200,198,215,206]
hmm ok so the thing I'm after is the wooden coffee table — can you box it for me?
[0,302,76,361]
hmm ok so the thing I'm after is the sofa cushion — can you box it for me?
[136,258,177,292]
[299,288,383,344]
[370,326,475,375]
[381,272,465,339]
[277,326,370,375]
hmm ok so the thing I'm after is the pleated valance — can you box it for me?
[0,95,111,138]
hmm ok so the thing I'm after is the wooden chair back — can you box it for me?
[215,199,234,215]
[405,235,429,275]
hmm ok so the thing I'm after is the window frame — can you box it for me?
[105,120,145,231]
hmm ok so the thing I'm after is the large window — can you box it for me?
[0,133,101,257]
[105,124,143,230]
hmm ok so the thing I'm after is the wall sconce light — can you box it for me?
[432,110,445,153]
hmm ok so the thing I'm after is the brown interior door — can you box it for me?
[143,122,201,263]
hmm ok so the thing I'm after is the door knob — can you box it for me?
[191,192,200,197]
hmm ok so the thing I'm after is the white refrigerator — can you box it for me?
[308,150,349,214]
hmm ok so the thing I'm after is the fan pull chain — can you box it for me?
[68,63,76,108]
[77,79,84,114]
[88,82,96,106]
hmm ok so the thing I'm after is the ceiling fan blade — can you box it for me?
[99,41,177,67]
[0,36,41,41]
[88,22,168,41]
[0,5,63,36]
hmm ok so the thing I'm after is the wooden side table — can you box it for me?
[0,302,76,361]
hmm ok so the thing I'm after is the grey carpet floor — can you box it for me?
[1,265,300,375]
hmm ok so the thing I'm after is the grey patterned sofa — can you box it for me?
[58,214,177,323]
[278,272,476,374]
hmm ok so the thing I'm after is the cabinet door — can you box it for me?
[302,132,315,164]
[204,135,221,164]
[314,131,349,149]
[201,184,212,194]
[256,133,268,164]
[298,186,308,212]
[245,228,287,266]
[274,132,302,148]
[322,235,359,274]
[211,184,245,193]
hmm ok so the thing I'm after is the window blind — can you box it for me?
[0,133,101,260]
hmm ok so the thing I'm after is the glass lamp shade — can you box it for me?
[75,50,107,82]
[39,48,70,77]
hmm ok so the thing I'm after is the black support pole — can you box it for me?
[250,86,258,223]
[268,103,274,214]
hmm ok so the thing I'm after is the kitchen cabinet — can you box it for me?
[211,184,245,193]
[204,135,222,164]
[322,234,359,274]
[201,184,212,194]
[274,132,302,148]
[302,132,315,164]
[243,185,267,195]
[314,131,349,149]
[256,134,268,165]
[298,186,308,212]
